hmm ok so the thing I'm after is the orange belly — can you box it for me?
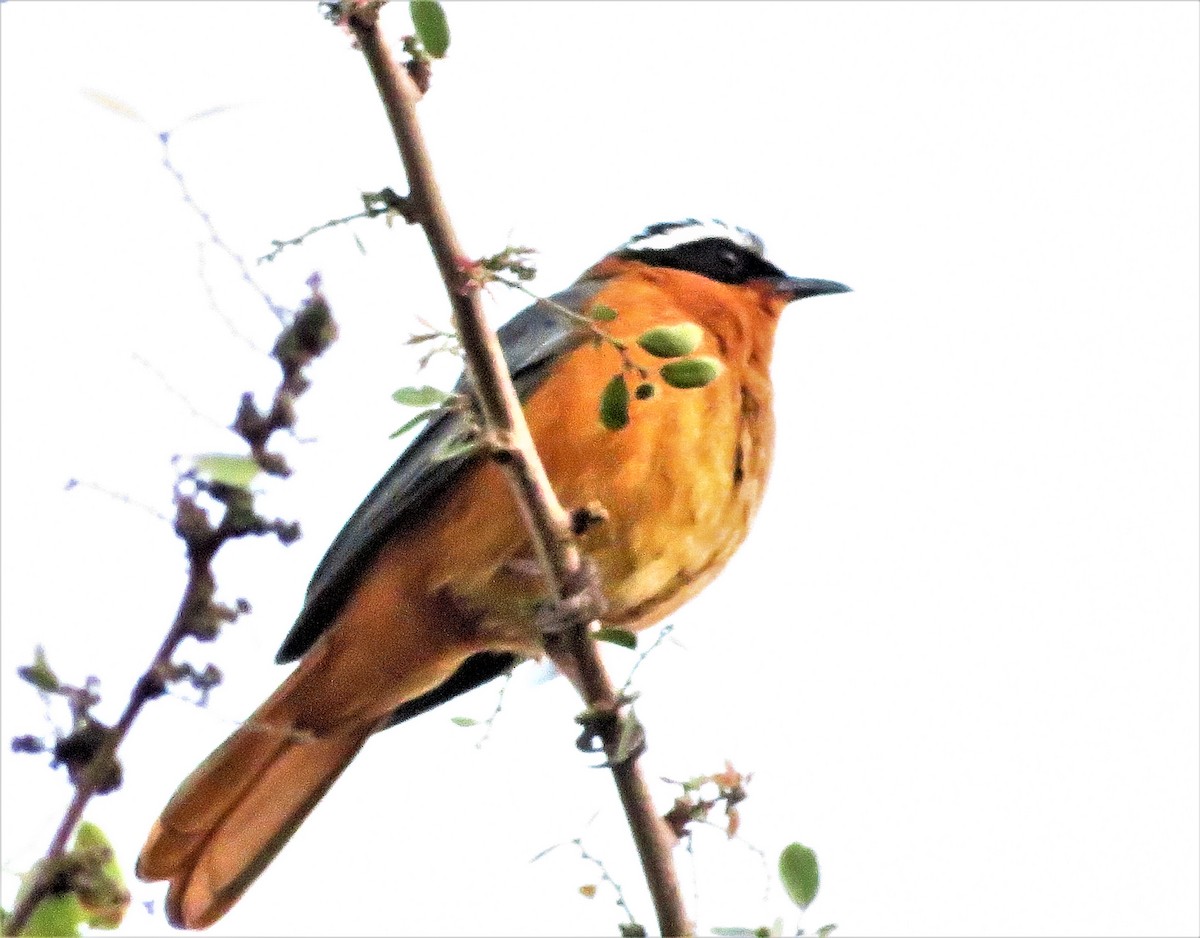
[304,267,784,725]
[421,267,779,647]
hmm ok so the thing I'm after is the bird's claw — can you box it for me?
[534,556,608,635]
[574,697,645,765]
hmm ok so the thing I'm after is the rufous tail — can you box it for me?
[136,676,378,929]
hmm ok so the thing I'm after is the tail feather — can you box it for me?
[138,701,376,929]
[137,577,490,928]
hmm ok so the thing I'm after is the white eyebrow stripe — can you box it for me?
[621,219,766,257]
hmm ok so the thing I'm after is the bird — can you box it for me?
[136,218,850,929]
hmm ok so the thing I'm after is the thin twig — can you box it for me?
[693,819,773,906]
[131,350,233,434]
[197,243,270,354]
[159,133,287,324]
[621,623,676,697]
[342,5,688,934]
[474,670,511,749]
[569,837,640,926]
[257,187,411,264]
[257,208,372,264]
[64,477,172,524]
[3,287,334,937]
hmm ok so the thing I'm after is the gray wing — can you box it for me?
[275,279,604,664]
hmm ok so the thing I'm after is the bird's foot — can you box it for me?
[533,556,608,635]
[574,694,646,765]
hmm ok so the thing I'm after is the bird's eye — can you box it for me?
[718,247,743,271]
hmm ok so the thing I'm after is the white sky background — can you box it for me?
[1,2,1197,936]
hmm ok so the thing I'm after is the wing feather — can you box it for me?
[275,280,604,664]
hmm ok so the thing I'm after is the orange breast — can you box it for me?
[413,261,785,651]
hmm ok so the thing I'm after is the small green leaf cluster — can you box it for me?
[193,454,262,490]
[390,385,462,439]
[6,823,130,936]
[592,306,723,431]
[475,244,539,284]
[391,385,482,461]
[637,322,723,389]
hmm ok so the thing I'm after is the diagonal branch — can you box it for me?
[3,285,334,938]
[343,5,688,935]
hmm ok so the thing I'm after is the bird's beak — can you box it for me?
[770,276,852,302]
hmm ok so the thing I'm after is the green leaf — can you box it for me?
[20,894,83,938]
[389,409,437,439]
[594,628,637,649]
[711,928,759,937]
[194,454,261,489]
[634,382,655,400]
[636,322,704,358]
[410,1,450,57]
[599,374,630,430]
[18,645,59,693]
[450,717,478,728]
[779,842,820,910]
[392,385,453,408]
[816,925,838,937]
[660,356,723,389]
[73,823,128,930]
[589,304,618,322]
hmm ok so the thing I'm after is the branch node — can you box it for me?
[570,501,609,535]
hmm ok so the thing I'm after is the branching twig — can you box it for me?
[131,350,233,434]
[257,188,413,263]
[63,477,172,524]
[3,283,336,937]
[340,4,688,934]
[197,242,270,354]
[473,670,511,749]
[533,837,642,930]
[621,623,676,697]
[159,132,288,324]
